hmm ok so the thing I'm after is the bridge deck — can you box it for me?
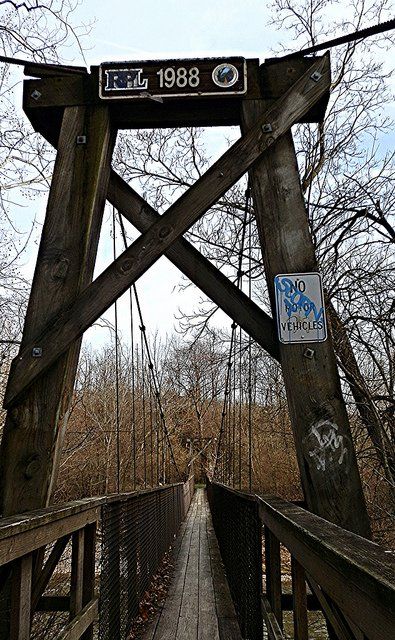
[143,488,242,640]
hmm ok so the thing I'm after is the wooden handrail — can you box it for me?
[208,481,395,640]
[257,494,395,640]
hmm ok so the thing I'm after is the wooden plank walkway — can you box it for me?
[142,488,242,640]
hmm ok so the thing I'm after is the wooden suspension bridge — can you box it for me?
[0,50,394,639]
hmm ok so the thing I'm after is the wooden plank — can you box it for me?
[175,491,200,640]
[149,492,200,639]
[257,495,395,640]
[198,497,219,640]
[70,529,84,619]
[108,171,279,360]
[5,56,330,408]
[36,595,70,611]
[81,523,96,640]
[261,596,286,640]
[57,598,98,640]
[291,557,308,640]
[0,105,115,515]
[240,61,372,539]
[10,554,32,640]
[31,534,71,611]
[0,508,99,566]
[265,527,283,628]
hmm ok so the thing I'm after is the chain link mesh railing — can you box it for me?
[99,480,193,640]
[207,480,263,640]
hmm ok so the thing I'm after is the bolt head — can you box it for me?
[76,135,87,144]
[310,71,322,82]
[31,90,41,100]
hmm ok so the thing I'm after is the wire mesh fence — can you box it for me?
[207,480,263,640]
[99,481,193,640]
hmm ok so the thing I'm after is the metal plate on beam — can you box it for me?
[99,57,247,100]
[274,273,327,344]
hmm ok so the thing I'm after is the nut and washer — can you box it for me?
[31,90,42,100]
[32,347,42,358]
[261,123,273,133]
[303,348,315,360]
[310,71,322,82]
[76,135,87,144]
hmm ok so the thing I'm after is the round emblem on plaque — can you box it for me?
[212,63,239,88]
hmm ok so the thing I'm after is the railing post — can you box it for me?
[264,526,283,629]
[10,554,32,640]
[291,556,308,640]
[82,522,97,640]
[70,528,85,620]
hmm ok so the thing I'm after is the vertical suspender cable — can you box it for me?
[112,208,121,493]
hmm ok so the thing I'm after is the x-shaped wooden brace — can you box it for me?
[4,55,330,408]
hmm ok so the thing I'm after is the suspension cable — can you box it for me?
[278,18,395,60]
[112,208,121,493]
[213,185,251,481]
[117,213,182,481]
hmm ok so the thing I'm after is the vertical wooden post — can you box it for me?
[10,554,32,640]
[0,105,115,516]
[291,556,308,640]
[264,527,283,629]
[241,86,371,537]
[82,522,96,640]
[70,529,85,619]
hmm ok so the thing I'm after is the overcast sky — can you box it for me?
[11,0,394,351]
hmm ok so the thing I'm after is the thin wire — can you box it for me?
[248,204,253,491]
[112,208,121,493]
[117,214,182,480]
[213,186,251,481]
[130,287,137,490]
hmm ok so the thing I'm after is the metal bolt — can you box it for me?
[32,347,42,358]
[310,71,322,82]
[76,135,87,144]
[31,89,41,100]
[303,348,315,360]
[261,123,273,133]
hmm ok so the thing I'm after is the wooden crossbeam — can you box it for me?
[4,55,330,408]
[108,170,280,360]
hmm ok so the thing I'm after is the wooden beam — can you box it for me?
[31,534,71,611]
[108,171,279,360]
[57,598,98,640]
[5,56,330,408]
[240,57,371,539]
[0,105,115,514]
[10,555,32,640]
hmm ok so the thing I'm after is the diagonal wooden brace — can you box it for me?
[108,170,280,360]
[4,55,330,408]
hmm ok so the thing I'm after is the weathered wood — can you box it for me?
[291,557,308,640]
[81,523,96,640]
[108,171,279,360]
[10,554,32,640]
[0,507,99,566]
[36,595,70,611]
[240,59,371,539]
[6,56,330,408]
[306,576,357,640]
[261,596,286,640]
[31,534,71,611]
[257,495,395,640]
[0,105,115,516]
[264,526,283,628]
[70,529,84,619]
[57,598,98,640]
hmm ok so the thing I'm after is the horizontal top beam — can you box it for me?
[23,56,329,141]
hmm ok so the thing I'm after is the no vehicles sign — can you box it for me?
[274,273,327,344]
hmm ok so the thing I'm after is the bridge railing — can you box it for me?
[0,477,194,640]
[206,480,395,640]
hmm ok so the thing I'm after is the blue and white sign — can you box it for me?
[274,273,327,344]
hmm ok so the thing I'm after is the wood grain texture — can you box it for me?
[0,105,115,516]
[6,56,331,408]
[258,495,395,640]
[108,170,279,360]
[241,57,371,539]
[291,557,308,640]
[10,554,32,640]
[143,489,241,640]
